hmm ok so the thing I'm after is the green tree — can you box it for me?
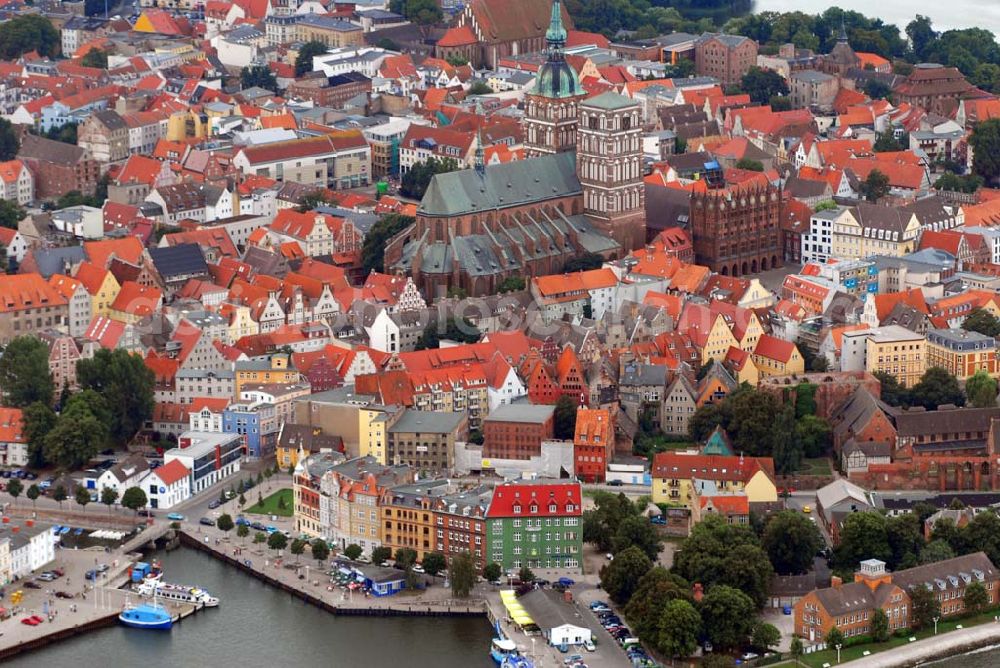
[52,484,67,509]
[673,514,773,607]
[518,565,535,583]
[43,402,108,469]
[599,546,652,603]
[394,547,417,569]
[771,406,803,475]
[0,118,18,162]
[75,485,91,512]
[22,401,56,468]
[735,158,764,171]
[870,607,889,642]
[6,478,22,506]
[267,531,288,552]
[835,511,891,570]
[964,580,990,614]
[962,511,1000,565]
[217,513,235,535]
[100,486,118,514]
[422,551,446,576]
[863,78,893,100]
[448,551,476,598]
[910,584,941,629]
[80,47,107,69]
[237,524,250,544]
[970,118,1000,184]
[553,395,578,440]
[907,15,937,61]
[584,491,637,552]
[26,483,39,509]
[415,317,481,350]
[700,585,756,651]
[0,15,59,61]
[768,94,792,111]
[400,157,458,200]
[625,567,689,642]
[860,168,891,202]
[935,172,983,194]
[497,276,526,293]
[0,199,25,230]
[468,80,492,95]
[360,213,414,275]
[740,66,789,103]
[562,253,605,273]
[796,415,832,458]
[290,538,306,563]
[966,370,998,408]
[372,546,392,565]
[762,511,823,575]
[825,626,844,648]
[77,348,155,444]
[920,539,956,564]
[253,531,266,546]
[344,543,363,560]
[873,132,903,152]
[790,636,804,666]
[0,336,54,407]
[241,65,277,91]
[874,371,908,407]
[886,513,924,569]
[909,367,965,410]
[295,40,328,76]
[611,514,663,560]
[311,538,330,563]
[121,486,148,516]
[391,0,441,25]
[483,562,502,582]
[656,599,701,658]
[751,622,781,652]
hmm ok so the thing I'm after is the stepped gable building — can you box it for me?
[455,0,572,69]
[385,1,646,297]
[689,177,783,277]
[523,0,586,157]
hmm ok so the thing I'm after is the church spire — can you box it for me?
[838,18,848,43]
[546,0,567,53]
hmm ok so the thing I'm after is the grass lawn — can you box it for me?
[245,488,294,517]
[797,458,832,476]
[798,608,1000,668]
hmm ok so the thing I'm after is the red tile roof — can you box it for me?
[154,459,190,486]
[486,482,582,518]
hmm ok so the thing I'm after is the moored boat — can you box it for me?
[119,602,172,630]
[138,580,219,607]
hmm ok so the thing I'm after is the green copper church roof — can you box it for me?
[545,0,567,45]
[535,60,583,99]
[418,152,581,217]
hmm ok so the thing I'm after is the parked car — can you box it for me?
[741,652,760,662]
[85,570,98,580]
[564,655,583,664]
[235,517,250,526]
[37,573,55,582]
[24,581,41,589]
[25,472,36,480]
[557,577,575,587]
[583,640,595,652]
[588,601,609,610]
[137,510,155,518]
[607,480,623,486]
[208,500,221,510]
[649,516,666,525]
[20,616,39,626]
[54,591,74,599]
[167,513,185,521]
[199,517,215,526]
[96,563,109,573]
[51,568,65,577]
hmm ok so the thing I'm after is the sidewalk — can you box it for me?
[839,620,1000,667]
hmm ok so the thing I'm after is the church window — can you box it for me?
[589,116,598,130]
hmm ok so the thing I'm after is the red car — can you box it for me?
[20,617,39,626]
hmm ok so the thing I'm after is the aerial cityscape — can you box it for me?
[1,0,1000,666]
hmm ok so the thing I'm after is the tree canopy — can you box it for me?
[81,48,108,69]
[400,157,458,200]
[295,41,328,76]
[762,511,824,574]
[966,370,998,408]
[241,65,278,92]
[971,119,1000,184]
[964,308,1000,338]
[599,546,653,604]
[415,317,481,350]
[0,118,19,162]
[77,348,155,444]
[0,16,60,60]
[0,336,54,407]
[360,213,414,275]
[553,395,578,440]
[860,169,891,202]
[739,66,789,103]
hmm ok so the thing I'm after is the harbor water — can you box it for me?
[931,645,1000,666]
[4,547,495,668]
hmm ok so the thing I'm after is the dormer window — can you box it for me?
[548,504,556,513]
[529,503,538,514]
[513,504,521,514]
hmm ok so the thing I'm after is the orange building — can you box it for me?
[926,328,999,380]
[573,408,614,482]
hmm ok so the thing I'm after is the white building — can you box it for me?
[95,454,150,499]
[802,206,849,264]
[140,459,192,510]
[7,522,56,578]
[51,205,104,240]
[164,432,243,494]
[0,159,34,206]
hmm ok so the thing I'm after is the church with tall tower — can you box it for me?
[382,0,646,297]
[523,0,587,157]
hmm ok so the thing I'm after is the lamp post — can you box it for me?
[836,643,842,664]
[934,615,940,635]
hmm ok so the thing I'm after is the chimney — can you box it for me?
[831,575,843,589]
[692,582,704,603]
[25,519,33,527]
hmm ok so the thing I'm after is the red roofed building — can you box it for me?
[141,459,191,509]
[752,333,805,377]
[0,407,27,466]
[109,281,163,323]
[435,25,478,65]
[574,407,614,482]
[485,480,583,570]
[0,274,69,343]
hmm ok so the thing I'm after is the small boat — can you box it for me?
[59,527,71,535]
[118,603,172,630]
[490,637,518,664]
[73,528,84,536]
[51,525,62,533]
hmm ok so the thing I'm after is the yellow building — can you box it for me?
[234,353,299,395]
[865,325,926,388]
[75,263,120,318]
[831,204,921,260]
[379,482,444,563]
[925,328,998,381]
[166,109,208,141]
[683,305,740,365]
[651,451,777,506]
[298,15,365,48]
[360,409,391,465]
[223,304,258,343]
[751,334,806,378]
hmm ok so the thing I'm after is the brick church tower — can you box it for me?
[577,92,646,251]
[523,0,586,157]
